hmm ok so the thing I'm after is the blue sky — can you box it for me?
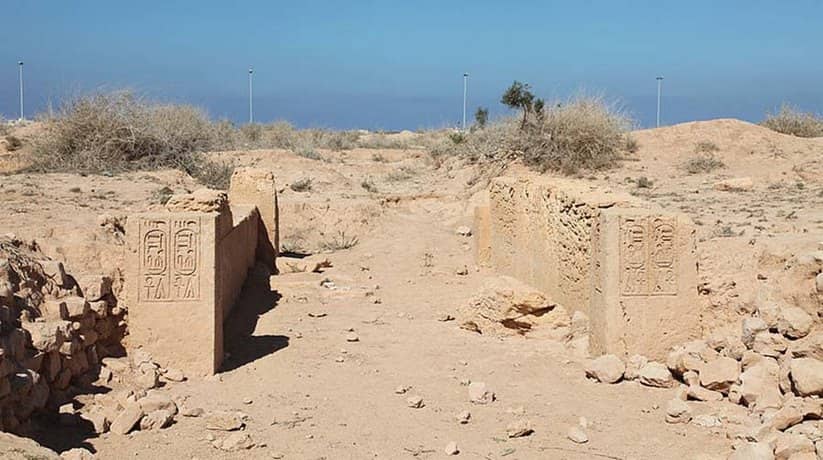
[1,1,821,130]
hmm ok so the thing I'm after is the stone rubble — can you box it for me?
[584,298,823,460]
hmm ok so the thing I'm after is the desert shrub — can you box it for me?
[0,118,9,136]
[240,123,263,143]
[290,177,313,192]
[260,120,297,148]
[385,166,416,182]
[474,107,489,129]
[694,140,719,154]
[27,91,234,189]
[293,142,323,160]
[211,119,238,150]
[361,177,378,193]
[635,176,653,189]
[623,135,639,154]
[447,131,467,145]
[762,104,823,138]
[151,186,174,204]
[371,153,387,162]
[320,231,359,251]
[435,93,630,175]
[683,154,725,174]
[5,135,22,151]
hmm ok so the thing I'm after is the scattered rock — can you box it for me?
[60,448,94,460]
[468,382,495,404]
[691,414,722,428]
[567,426,588,444]
[790,358,823,396]
[455,226,472,237]
[406,396,425,408]
[742,317,769,348]
[778,307,813,339]
[624,354,648,381]
[727,442,774,460]
[506,419,533,438]
[455,410,471,424]
[639,362,675,388]
[162,368,186,382]
[205,411,245,431]
[110,404,145,435]
[218,432,255,451]
[714,177,754,192]
[699,357,740,393]
[437,313,455,322]
[664,398,692,424]
[394,385,410,394]
[773,432,815,460]
[139,409,173,431]
[345,332,360,342]
[444,441,460,455]
[585,354,625,384]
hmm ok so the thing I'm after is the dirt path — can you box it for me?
[85,194,732,459]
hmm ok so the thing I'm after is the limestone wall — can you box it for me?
[480,176,700,360]
[127,168,279,377]
[0,237,126,432]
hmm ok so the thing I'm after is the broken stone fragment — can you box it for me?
[76,274,113,302]
[218,432,255,451]
[726,442,774,460]
[110,404,145,435]
[455,226,472,237]
[752,332,788,358]
[444,441,459,455]
[773,432,815,460]
[567,426,588,444]
[506,419,533,438]
[406,396,425,408]
[699,356,740,393]
[638,362,675,388]
[468,382,495,404]
[585,354,624,384]
[740,358,782,410]
[455,410,471,424]
[742,317,769,348]
[777,307,813,340]
[624,354,648,381]
[205,411,245,431]
[790,358,823,397]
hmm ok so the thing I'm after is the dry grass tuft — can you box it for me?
[435,95,631,175]
[27,91,234,189]
[762,104,823,138]
[683,154,725,174]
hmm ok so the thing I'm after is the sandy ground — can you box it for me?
[1,119,822,459]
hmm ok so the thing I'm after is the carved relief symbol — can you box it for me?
[143,229,167,275]
[174,228,197,275]
[143,274,167,300]
[650,219,677,295]
[620,218,648,295]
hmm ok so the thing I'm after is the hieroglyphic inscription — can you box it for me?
[138,217,201,302]
[620,216,677,296]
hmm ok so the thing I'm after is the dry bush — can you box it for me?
[0,118,9,136]
[27,91,234,189]
[5,135,22,151]
[683,154,725,174]
[623,135,639,153]
[436,95,631,175]
[762,104,823,138]
[694,140,719,154]
[290,177,313,192]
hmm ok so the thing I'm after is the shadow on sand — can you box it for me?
[221,263,288,372]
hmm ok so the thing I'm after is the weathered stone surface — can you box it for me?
[777,307,813,340]
[752,332,788,358]
[699,357,740,393]
[567,426,588,444]
[139,409,174,430]
[665,398,692,424]
[774,432,814,460]
[790,358,823,396]
[60,448,95,460]
[727,442,774,460]
[217,432,255,451]
[138,392,178,416]
[585,354,625,384]
[624,354,648,381]
[639,362,675,388]
[110,404,145,435]
[742,317,769,348]
[0,432,60,459]
[740,359,782,410]
[205,411,245,431]
[714,177,754,192]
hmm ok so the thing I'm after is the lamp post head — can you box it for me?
[463,73,469,77]
[249,68,253,74]
[656,76,664,81]
[18,61,23,66]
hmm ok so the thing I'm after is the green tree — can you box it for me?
[501,81,538,129]
[474,107,489,128]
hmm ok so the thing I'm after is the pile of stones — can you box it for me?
[587,302,823,459]
[0,236,126,432]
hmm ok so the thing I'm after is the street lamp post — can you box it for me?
[248,67,254,124]
[656,76,664,128]
[462,73,468,131]
[18,61,24,121]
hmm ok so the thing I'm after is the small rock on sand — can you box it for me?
[506,419,533,438]
[444,441,460,455]
[567,426,588,444]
